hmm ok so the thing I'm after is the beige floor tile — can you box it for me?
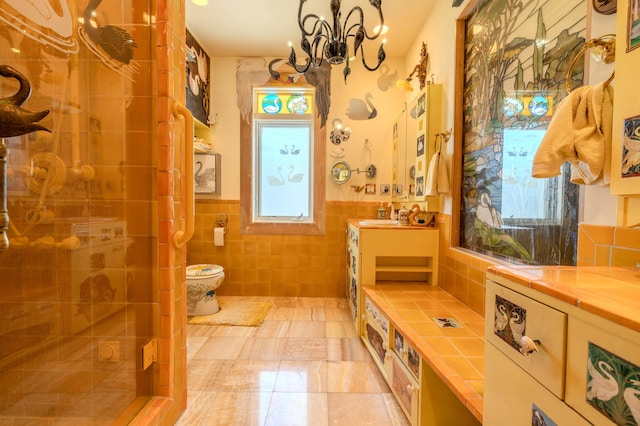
[177,296,412,426]
[187,360,235,391]
[327,393,395,425]
[186,336,208,360]
[326,338,371,362]
[288,321,326,338]
[326,361,389,393]
[324,307,353,321]
[199,391,272,425]
[256,320,291,337]
[174,390,216,426]
[267,306,296,321]
[325,321,357,338]
[217,360,281,392]
[275,361,327,393]
[282,337,327,361]
[192,336,247,360]
[383,393,412,426]
[265,392,329,426]
[238,337,286,360]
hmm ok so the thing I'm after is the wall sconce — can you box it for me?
[397,42,429,92]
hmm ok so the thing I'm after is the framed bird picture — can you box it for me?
[186,29,211,126]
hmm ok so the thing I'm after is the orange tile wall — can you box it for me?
[187,202,492,317]
[577,224,640,267]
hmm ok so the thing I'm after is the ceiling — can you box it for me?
[185,0,435,59]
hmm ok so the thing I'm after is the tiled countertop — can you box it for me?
[487,265,640,334]
[362,284,484,423]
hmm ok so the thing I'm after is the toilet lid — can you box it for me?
[187,264,223,278]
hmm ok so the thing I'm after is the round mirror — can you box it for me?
[330,161,351,184]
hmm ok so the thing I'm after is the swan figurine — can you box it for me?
[586,358,619,402]
[346,93,377,120]
[0,65,50,137]
[83,0,138,65]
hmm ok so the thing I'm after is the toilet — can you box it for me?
[186,264,225,316]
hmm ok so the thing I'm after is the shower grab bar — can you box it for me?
[1,139,8,252]
[172,101,195,248]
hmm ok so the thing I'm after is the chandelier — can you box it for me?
[289,0,386,83]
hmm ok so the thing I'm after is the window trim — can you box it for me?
[240,87,326,236]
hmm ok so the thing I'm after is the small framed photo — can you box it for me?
[365,183,376,194]
[380,184,390,195]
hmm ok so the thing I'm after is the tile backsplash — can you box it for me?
[578,224,640,267]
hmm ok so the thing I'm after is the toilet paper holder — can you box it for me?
[216,214,228,228]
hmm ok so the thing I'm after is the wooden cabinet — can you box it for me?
[346,220,439,334]
[566,315,640,425]
[485,272,640,425]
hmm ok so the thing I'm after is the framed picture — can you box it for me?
[194,153,220,194]
[612,0,640,196]
[186,29,211,125]
[628,0,640,52]
[621,115,640,178]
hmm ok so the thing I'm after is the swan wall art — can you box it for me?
[492,295,528,353]
[185,29,210,125]
[346,93,377,120]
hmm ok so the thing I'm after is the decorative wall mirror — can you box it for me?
[330,161,351,184]
[392,95,419,200]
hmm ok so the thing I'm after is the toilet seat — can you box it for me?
[187,263,223,279]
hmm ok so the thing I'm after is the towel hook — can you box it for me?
[566,34,616,93]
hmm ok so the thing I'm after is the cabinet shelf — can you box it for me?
[376,266,434,273]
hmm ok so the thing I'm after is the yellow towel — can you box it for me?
[532,81,613,186]
[425,150,450,196]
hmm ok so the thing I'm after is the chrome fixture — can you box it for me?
[289,0,386,83]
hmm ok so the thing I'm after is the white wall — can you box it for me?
[208,56,406,201]
[209,1,618,226]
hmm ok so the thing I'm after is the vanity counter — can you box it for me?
[346,218,437,230]
[488,265,640,334]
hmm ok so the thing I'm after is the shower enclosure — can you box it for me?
[0,0,188,423]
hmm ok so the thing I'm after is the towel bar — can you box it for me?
[566,34,616,93]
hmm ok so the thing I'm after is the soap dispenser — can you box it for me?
[398,205,410,225]
[377,203,386,220]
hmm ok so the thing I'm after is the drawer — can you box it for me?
[566,316,640,426]
[392,327,420,380]
[485,344,590,426]
[391,354,420,425]
[485,280,567,398]
[362,296,390,368]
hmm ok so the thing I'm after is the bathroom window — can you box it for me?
[240,87,326,235]
[254,119,313,223]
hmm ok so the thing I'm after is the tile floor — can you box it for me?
[175,296,410,426]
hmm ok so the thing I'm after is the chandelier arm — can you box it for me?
[359,43,386,71]
[342,6,363,35]
[289,45,313,74]
[300,15,325,37]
